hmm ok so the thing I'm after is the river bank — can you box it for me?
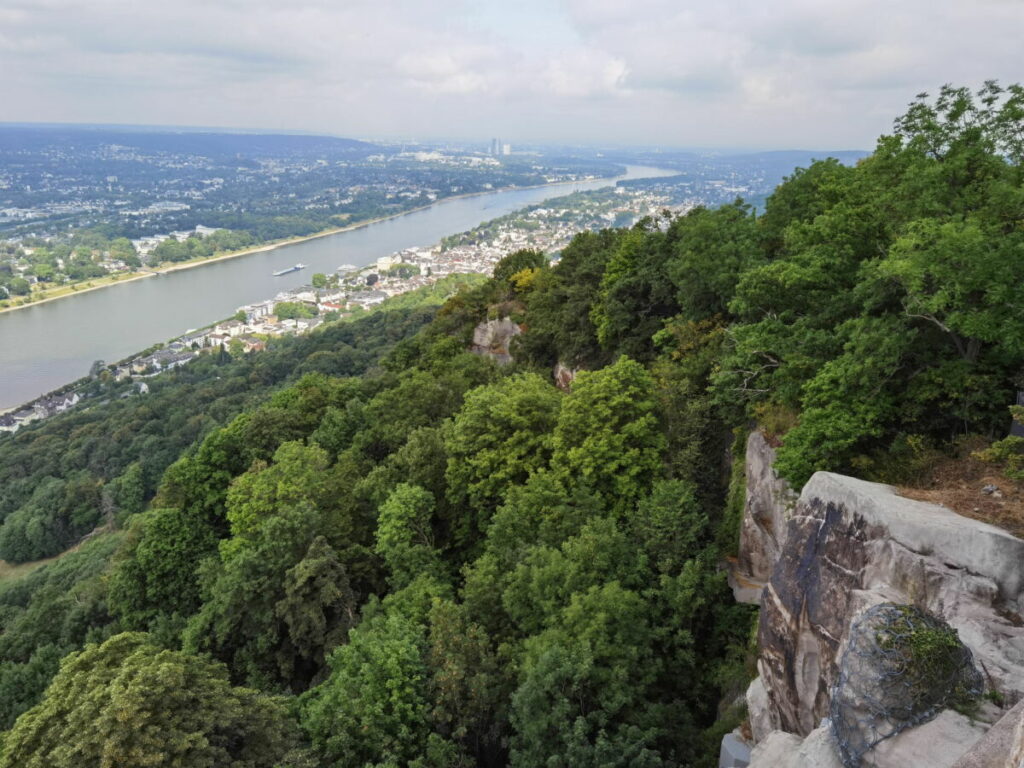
[0,164,675,411]
[0,173,619,317]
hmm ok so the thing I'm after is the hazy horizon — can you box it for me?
[0,120,875,155]
[2,1,1020,149]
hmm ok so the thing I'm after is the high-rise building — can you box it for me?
[490,138,500,155]
[502,143,511,156]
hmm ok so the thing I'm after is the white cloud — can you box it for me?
[542,49,628,98]
[0,0,1021,147]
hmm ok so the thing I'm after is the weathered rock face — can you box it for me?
[731,433,1024,767]
[470,318,522,364]
[745,676,780,744]
[553,361,578,391]
[756,472,1024,738]
[1010,706,1024,768]
[749,710,989,768]
[736,432,798,590]
[949,698,1024,768]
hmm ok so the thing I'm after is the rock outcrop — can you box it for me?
[470,317,522,364]
[732,432,1024,768]
[750,710,989,768]
[758,472,1024,739]
[733,432,798,600]
[950,698,1024,767]
[553,361,578,391]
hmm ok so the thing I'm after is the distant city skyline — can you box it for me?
[2,0,1021,149]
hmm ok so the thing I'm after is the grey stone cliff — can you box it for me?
[732,433,1024,768]
[470,317,522,365]
[734,431,798,601]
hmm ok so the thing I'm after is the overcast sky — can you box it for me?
[2,0,1021,149]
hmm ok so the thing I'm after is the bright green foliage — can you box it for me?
[510,582,662,768]
[275,301,318,320]
[111,439,349,635]
[0,310,431,744]
[0,309,429,569]
[492,249,546,284]
[551,356,666,512]
[108,462,146,524]
[628,479,708,574]
[376,484,445,589]
[982,435,1024,481]
[667,202,760,321]
[880,217,1024,360]
[302,612,430,767]
[357,427,448,511]
[2,83,1019,768]
[222,441,339,559]
[502,517,646,636]
[772,316,909,485]
[756,158,857,256]
[311,399,368,457]
[0,633,304,768]
[444,373,562,537]
[712,83,1024,481]
[459,552,511,643]
[157,406,309,521]
[179,433,378,689]
[515,229,622,368]
[485,469,605,573]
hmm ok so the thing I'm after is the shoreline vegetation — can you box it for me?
[0,271,487,422]
[0,173,620,316]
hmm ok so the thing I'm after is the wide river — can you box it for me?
[0,165,675,410]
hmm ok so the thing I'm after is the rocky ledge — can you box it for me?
[730,433,1024,768]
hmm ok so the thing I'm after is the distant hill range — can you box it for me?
[612,147,870,210]
[609,147,868,174]
[0,124,380,159]
[714,148,869,173]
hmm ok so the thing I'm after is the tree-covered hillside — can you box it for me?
[1,83,1022,767]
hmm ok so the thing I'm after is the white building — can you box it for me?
[376,255,399,272]
[238,300,276,323]
[214,320,246,337]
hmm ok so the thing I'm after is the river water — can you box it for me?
[0,165,675,410]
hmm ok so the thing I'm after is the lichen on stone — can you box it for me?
[828,603,984,768]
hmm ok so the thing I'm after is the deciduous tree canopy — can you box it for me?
[2,83,1022,768]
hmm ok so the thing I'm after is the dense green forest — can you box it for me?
[0,84,1022,767]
